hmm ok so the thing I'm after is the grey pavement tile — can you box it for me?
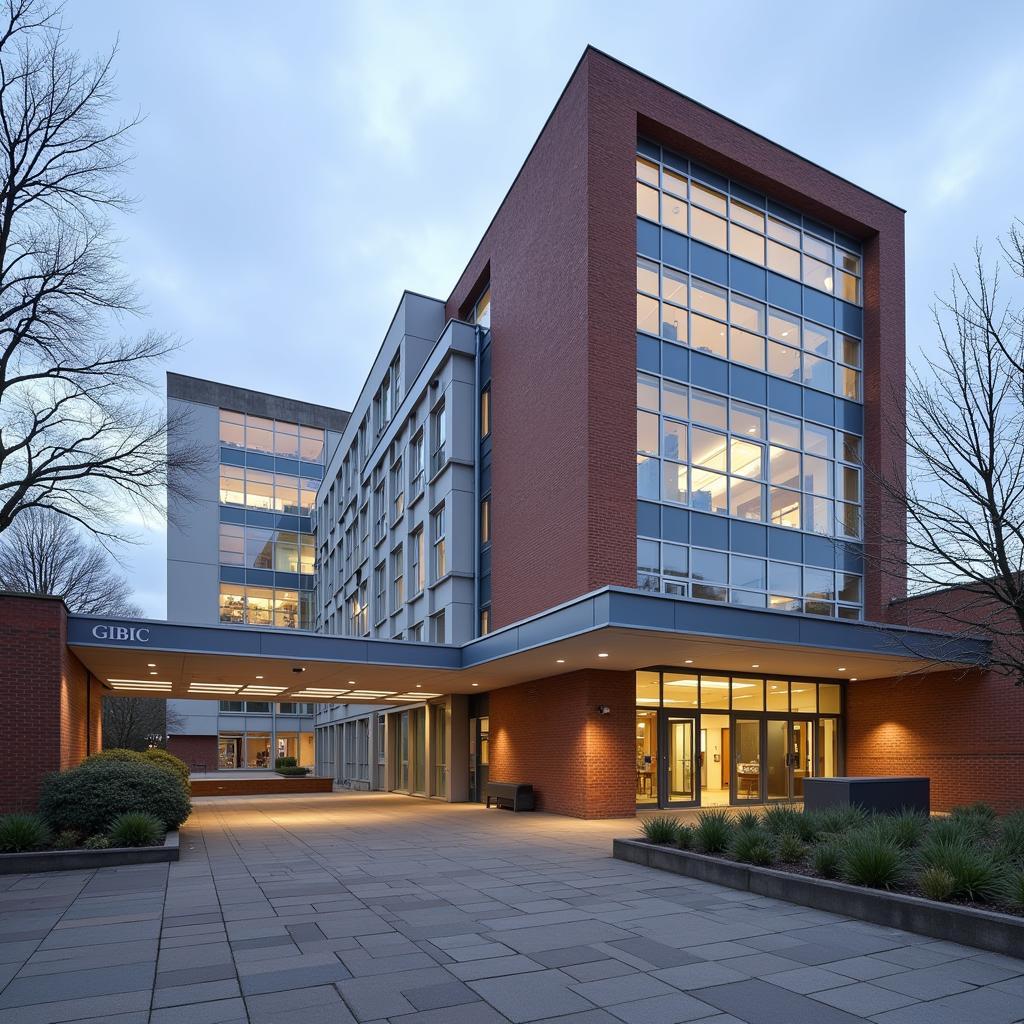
[563,958,639,982]
[387,1002,511,1024]
[873,943,970,968]
[338,966,453,1019]
[652,961,749,991]
[496,923,632,955]
[339,948,440,975]
[810,980,919,1014]
[605,937,700,969]
[239,958,353,995]
[605,991,719,1024]
[715,952,803,977]
[762,965,856,994]
[570,973,678,1006]
[826,955,908,981]
[0,989,151,1024]
[402,979,479,1010]
[531,946,609,968]
[470,969,598,1023]
[872,984,1024,1024]
[696,978,869,1023]
[155,962,240,988]
[532,1012,623,1024]
[0,962,155,1009]
[871,963,980,999]
[243,981,348,1016]
[149,997,249,1024]
[686,942,759,961]
[447,953,545,982]
[151,979,242,1008]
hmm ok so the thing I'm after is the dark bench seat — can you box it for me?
[486,781,535,812]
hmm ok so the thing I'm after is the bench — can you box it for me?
[486,781,535,812]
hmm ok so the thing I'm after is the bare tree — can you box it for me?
[0,505,140,612]
[102,695,182,751]
[883,222,1024,684]
[0,0,202,544]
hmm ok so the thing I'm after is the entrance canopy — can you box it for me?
[69,587,990,703]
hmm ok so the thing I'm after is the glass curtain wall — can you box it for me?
[636,670,843,808]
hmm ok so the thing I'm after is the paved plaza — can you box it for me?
[1,793,1023,1024]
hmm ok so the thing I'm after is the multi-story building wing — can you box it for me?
[165,373,348,771]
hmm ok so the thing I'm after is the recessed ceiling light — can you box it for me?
[472,683,479,687]
[751,664,759,669]
[255,675,264,680]
[597,652,609,658]
[850,677,858,682]
[556,659,565,664]
[416,683,422,688]
[684,659,693,664]
[147,663,156,668]
[149,671,158,676]
[837,667,846,672]
[292,666,306,673]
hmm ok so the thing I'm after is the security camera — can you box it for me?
[597,705,611,715]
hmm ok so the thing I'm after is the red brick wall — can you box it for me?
[488,669,635,818]
[167,734,219,772]
[0,593,98,811]
[446,48,906,628]
[846,588,1024,813]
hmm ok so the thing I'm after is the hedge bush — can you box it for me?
[275,756,297,769]
[142,749,190,788]
[275,765,311,777]
[0,813,52,852]
[108,812,164,848]
[39,759,190,834]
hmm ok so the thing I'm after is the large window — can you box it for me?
[219,466,315,514]
[219,411,325,462]
[410,527,425,595]
[430,401,447,477]
[219,525,314,574]
[431,505,446,580]
[391,544,404,610]
[219,584,313,628]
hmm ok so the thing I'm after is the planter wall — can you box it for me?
[0,830,179,875]
[191,776,332,797]
[614,838,1024,958]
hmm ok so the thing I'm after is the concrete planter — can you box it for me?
[0,830,179,875]
[614,838,1024,958]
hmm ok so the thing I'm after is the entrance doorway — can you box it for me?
[468,715,489,802]
[699,714,730,806]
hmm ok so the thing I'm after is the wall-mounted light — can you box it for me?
[596,704,610,715]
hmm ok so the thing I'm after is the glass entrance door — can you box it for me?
[791,718,814,800]
[733,718,762,802]
[666,715,696,803]
[765,717,815,801]
[635,709,658,806]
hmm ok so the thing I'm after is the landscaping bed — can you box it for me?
[0,747,191,873]
[615,804,1024,955]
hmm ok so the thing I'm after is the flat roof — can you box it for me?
[69,588,989,703]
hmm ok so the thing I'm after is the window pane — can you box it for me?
[840,432,862,463]
[691,181,727,215]
[837,269,859,303]
[803,322,833,357]
[803,352,832,391]
[692,427,728,471]
[663,543,688,577]
[731,554,766,590]
[247,417,274,454]
[663,380,688,418]
[691,390,727,429]
[219,465,245,506]
[636,155,659,185]
[663,672,698,707]
[732,589,768,608]
[803,254,834,292]
[791,682,817,712]
[804,566,835,600]
[768,341,801,381]
[663,267,687,306]
[839,501,861,538]
[662,193,687,233]
[730,328,764,369]
[692,314,727,357]
[839,464,861,502]
[819,683,841,713]
[731,401,766,439]
[730,223,764,265]
[636,182,659,221]
[691,207,727,248]
[837,573,862,603]
[275,474,300,513]
[700,674,730,708]
[803,455,832,495]
[246,470,274,510]
[730,294,765,333]
[662,303,686,343]
[218,524,244,565]
[840,334,861,367]
[245,528,274,569]
[691,278,728,320]
[730,438,763,478]
[636,257,659,295]
[662,419,686,461]
[768,308,801,344]
[662,461,687,504]
[730,478,764,521]
[637,538,659,574]
[299,427,324,462]
[769,412,801,448]
[219,411,245,448]
[663,167,686,196]
[691,468,727,514]
[767,239,800,277]
[637,411,659,455]
[769,487,800,528]
[637,293,659,335]
[766,679,789,711]
[637,372,660,410]
[274,421,299,457]
[804,234,832,261]
[731,200,765,231]
[838,366,861,400]
[246,586,274,625]
[837,249,861,274]
[770,561,801,595]
[692,548,727,582]
[804,422,833,457]
[804,496,833,535]
[731,676,764,711]
[767,217,800,246]
[637,455,659,499]
[219,585,245,623]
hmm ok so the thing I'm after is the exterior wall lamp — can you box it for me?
[596,705,611,715]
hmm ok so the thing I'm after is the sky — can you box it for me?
[63,0,1024,617]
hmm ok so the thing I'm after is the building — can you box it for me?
[163,373,348,772]
[3,47,1020,819]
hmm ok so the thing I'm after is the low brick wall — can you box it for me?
[190,776,333,797]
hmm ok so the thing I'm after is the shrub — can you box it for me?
[1006,870,1024,909]
[640,816,680,844]
[0,813,52,852]
[776,832,806,864]
[675,825,694,850]
[695,809,734,853]
[762,805,801,837]
[275,756,297,769]
[918,866,956,902]
[52,829,80,850]
[733,828,774,866]
[996,811,1024,864]
[812,841,841,879]
[735,810,762,832]
[794,811,822,843]
[871,809,928,850]
[108,812,163,848]
[142,749,190,788]
[948,803,998,841]
[816,805,867,835]
[83,834,110,849]
[39,760,191,834]
[917,838,1005,903]
[927,814,985,848]
[840,832,904,889]
[275,766,311,777]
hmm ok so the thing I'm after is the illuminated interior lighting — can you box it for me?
[255,675,264,680]
[850,677,858,682]
[556,658,565,664]
[472,683,479,687]
[837,667,847,672]
[240,686,287,695]
[684,659,693,664]
[109,678,172,685]
[597,652,609,658]
[302,688,351,695]
[147,663,156,668]
[110,681,171,691]
[751,664,759,668]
